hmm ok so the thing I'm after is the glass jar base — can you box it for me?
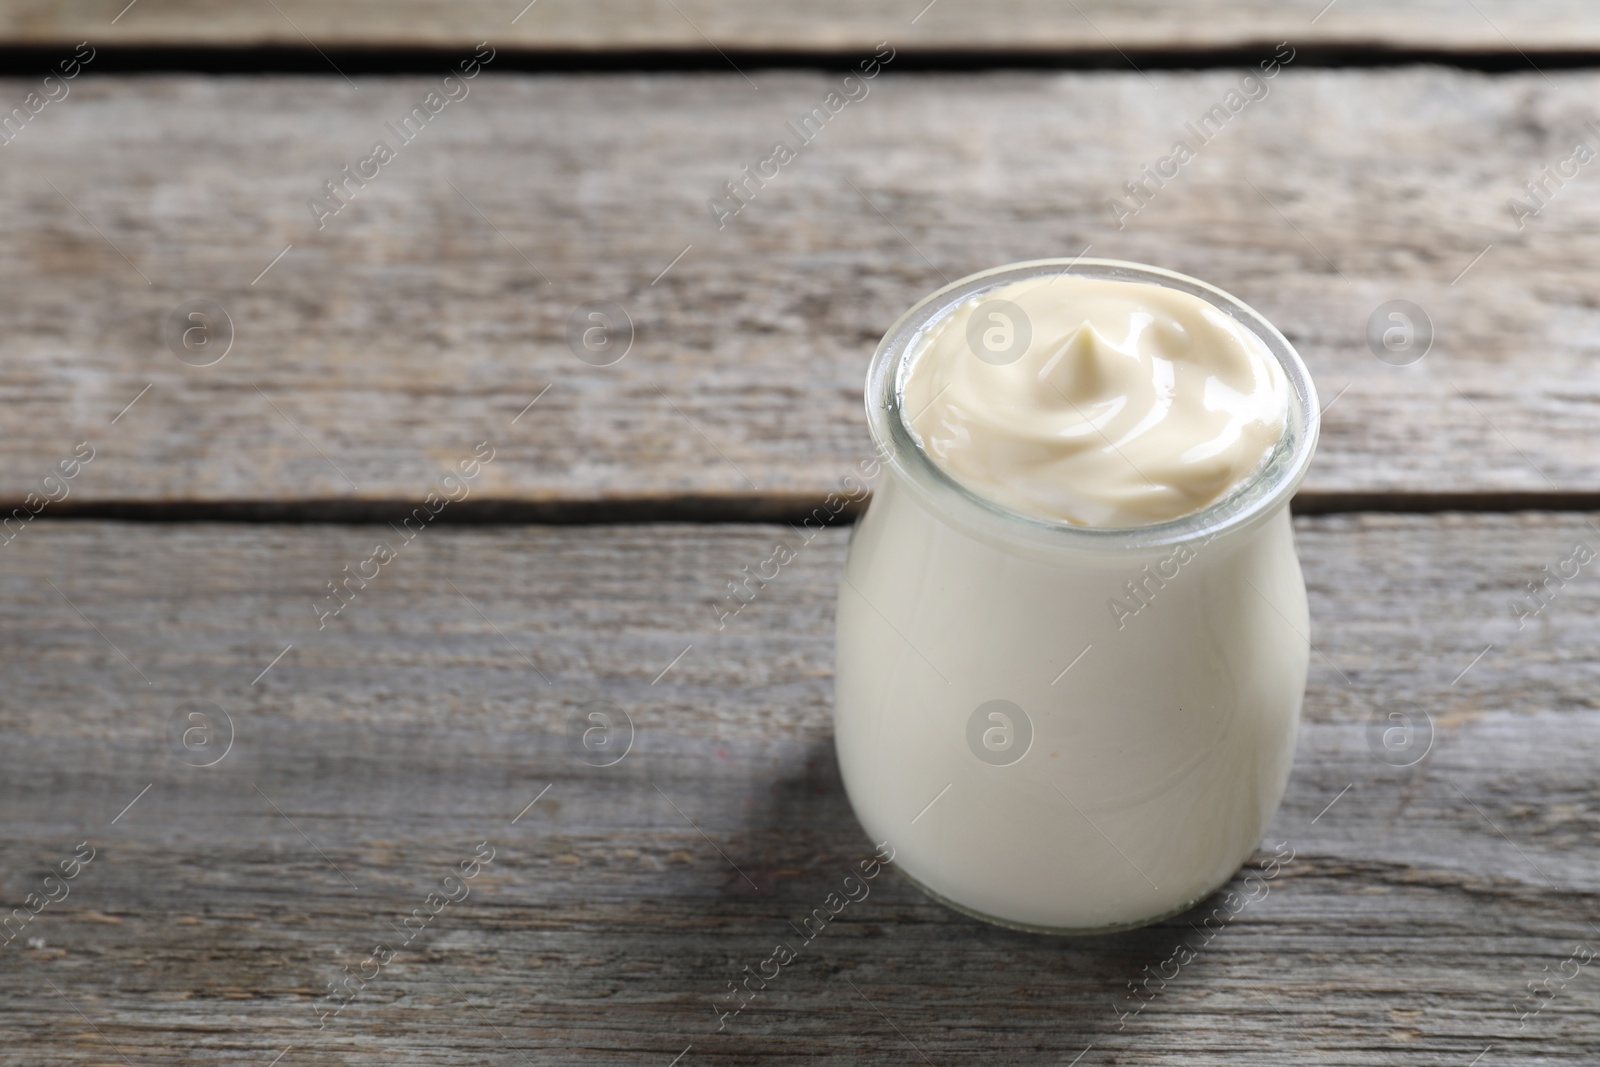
[895,865,1243,937]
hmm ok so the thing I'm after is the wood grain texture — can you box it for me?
[2,69,1599,514]
[1,514,1598,1063]
[0,0,1597,52]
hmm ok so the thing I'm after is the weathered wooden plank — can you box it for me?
[1,0,1597,53]
[2,70,1598,514]
[1,514,1597,1063]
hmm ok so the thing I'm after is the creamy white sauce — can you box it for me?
[901,275,1289,527]
[834,479,1308,931]
[833,264,1315,932]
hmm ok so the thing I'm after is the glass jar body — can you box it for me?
[833,470,1309,933]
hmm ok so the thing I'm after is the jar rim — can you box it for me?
[864,258,1321,552]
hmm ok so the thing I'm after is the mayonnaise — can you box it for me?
[834,259,1319,933]
[900,275,1289,527]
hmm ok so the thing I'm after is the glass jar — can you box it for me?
[833,259,1320,934]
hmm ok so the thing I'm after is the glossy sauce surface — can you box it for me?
[901,275,1289,527]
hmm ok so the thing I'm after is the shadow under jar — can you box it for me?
[833,259,1320,934]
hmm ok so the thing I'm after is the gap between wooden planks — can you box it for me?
[4,0,1600,53]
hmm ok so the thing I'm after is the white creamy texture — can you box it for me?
[901,275,1289,527]
[833,476,1309,931]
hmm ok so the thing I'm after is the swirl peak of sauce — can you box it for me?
[900,275,1289,527]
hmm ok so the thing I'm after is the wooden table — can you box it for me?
[3,4,1598,1063]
